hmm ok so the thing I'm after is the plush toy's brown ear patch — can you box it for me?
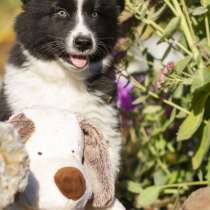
[8,113,35,143]
[80,120,114,208]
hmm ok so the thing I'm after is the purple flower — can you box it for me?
[116,77,134,112]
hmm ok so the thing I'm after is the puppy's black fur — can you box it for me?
[0,0,124,121]
[11,0,124,66]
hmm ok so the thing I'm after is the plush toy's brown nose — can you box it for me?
[54,167,86,200]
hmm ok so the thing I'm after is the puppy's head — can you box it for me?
[16,0,124,72]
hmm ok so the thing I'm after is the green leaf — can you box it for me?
[175,56,192,74]
[177,91,209,141]
[126,181,142,194]
[135,186,162,208]
[192,121,210,169]
[206,0,210,5]
[160,17,180,41]
[154,170,167,186]
[191,6,208,16]
[133,95,147,105]
[176,111,187,119]
[203,0,210,6]
[191,67,210,92]
[143,105,161,114]
[173,85,184,99]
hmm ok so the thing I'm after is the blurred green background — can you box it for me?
[0,0,20,76]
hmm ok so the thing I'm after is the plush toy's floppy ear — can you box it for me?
[8,113,35,143]
[80,121,115,208]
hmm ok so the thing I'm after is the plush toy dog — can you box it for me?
[1,107,125,210]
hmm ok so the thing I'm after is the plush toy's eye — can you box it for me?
[56,9,69,18]
[38,152,43,156]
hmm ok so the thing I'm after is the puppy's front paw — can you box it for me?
[0,122,29,209]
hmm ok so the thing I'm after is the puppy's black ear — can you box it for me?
[116,0,125,14]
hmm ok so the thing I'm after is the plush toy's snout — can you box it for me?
[54,167,86,201]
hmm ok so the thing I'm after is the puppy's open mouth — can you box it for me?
[68,54,89,69]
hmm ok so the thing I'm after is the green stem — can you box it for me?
[143,19,192,56]
[130,77,190,115]
[201,0,210,46]
[131,77,209,126]
[126,0,193,56]
[168,39,192,56]
[205,16,210,46]
[157,159,171,175]
[163,181,208,189]
[180,0,196,40]
[172,0,200,60]
[163,0,178,15]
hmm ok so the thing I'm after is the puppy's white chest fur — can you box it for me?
[5,59,87,112]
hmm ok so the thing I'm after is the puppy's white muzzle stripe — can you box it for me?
[66,0,96,54]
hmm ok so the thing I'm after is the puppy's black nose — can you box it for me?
[74,36,93,51]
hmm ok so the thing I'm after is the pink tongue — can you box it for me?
[70,55,88,69]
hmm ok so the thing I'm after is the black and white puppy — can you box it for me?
[0,0,124,209]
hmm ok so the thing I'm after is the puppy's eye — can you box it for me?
[56,10,69,18]
[91,11,98,18]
